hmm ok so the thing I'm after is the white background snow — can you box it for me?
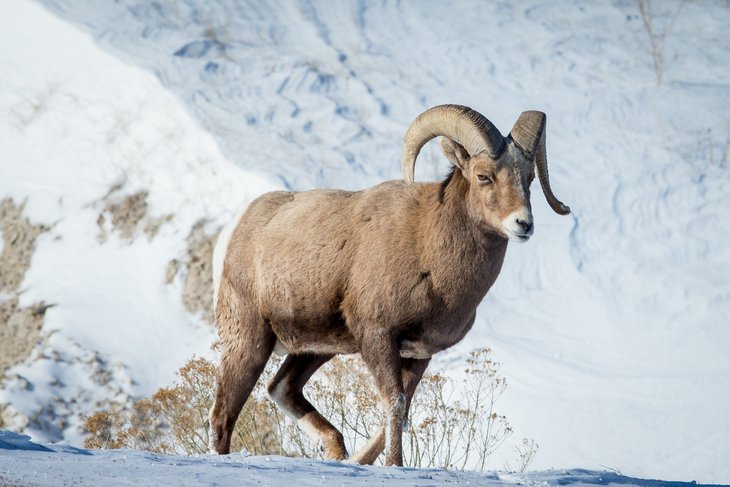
[1,0,728,484]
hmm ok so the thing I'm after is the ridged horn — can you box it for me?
[401,104,505,183]
[510,111,571,215]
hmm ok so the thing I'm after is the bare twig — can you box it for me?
[636,0,685,84]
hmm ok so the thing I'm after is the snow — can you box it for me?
[0,431,715,487]
[1,0,729,484]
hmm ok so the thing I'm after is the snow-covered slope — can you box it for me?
[0,0,277,446]
[1,0,729,483]
[0,431,719,487]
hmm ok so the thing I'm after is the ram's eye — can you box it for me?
[476,174,493,184]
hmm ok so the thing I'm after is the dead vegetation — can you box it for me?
[83,354,285,456]
[82,348,532,471]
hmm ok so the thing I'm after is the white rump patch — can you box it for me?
[212,210,245,308]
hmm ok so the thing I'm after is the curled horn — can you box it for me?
[401,104,505,183]
[510,111,571,215]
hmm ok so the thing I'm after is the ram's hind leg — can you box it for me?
[209,279,276,454]
[268,354,348,460]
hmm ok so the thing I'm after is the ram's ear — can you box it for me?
[439,137,470,172]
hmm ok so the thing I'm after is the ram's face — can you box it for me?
[408,108,569,237]
[464,143,535,242]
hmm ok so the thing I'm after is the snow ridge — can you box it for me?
[0,430,722,487]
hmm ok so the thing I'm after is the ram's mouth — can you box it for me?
[506,230,531,242]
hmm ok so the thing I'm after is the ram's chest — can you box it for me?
[392,272,494,360]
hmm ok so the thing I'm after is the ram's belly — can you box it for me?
[261,286,357,356]
[269,319,359,356]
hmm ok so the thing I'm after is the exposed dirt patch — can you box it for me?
[0,297,53,371]
[0,403,15,430]
[0,199,49,293]
[0,198,51,373]
[166,221,219,326]
[96,190,147,243]
[94,184,213,324]
[96,188,172,243]
[143,213,174,240]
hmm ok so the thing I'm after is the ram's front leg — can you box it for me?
[349,357,430,465]
[359,330,405,466]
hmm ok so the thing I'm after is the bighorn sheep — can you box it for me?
[209,104,570,466]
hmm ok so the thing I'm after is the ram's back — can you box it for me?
[218,181,424,349]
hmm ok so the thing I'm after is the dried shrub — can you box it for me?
[83,348,529,471]
[82,411,123,450]
[83,400,171,453]
[149,357,217,454]
[506,438,540,473]
[404,348,513,470]
[82,355,288,456]
[302,350,514,470]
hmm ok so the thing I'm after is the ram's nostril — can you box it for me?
[516,219,533,233]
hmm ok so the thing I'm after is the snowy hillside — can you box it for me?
[1,0,729,484]
[0,0,278,448]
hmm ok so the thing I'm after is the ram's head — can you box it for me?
[401,105,570,241]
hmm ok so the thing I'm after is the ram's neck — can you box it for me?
[419,169,508,302]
